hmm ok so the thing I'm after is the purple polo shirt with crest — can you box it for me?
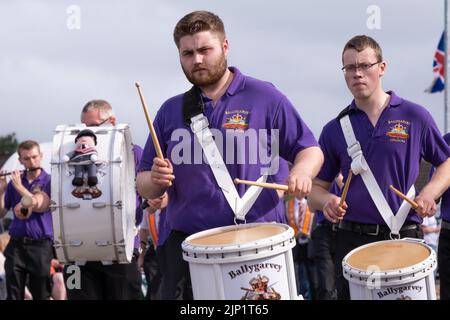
[440,133,450,222]
[139,66,318,237]
[317,91,450,225]
[4,169,53,240]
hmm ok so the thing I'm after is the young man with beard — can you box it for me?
[308,35,450,300]
[137,10,324,299]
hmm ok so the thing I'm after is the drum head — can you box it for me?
[187,224,286,246]
[347,241,430,271]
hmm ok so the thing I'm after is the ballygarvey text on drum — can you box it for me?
[228,262,283,279]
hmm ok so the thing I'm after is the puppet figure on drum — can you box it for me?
[63,129,101,199]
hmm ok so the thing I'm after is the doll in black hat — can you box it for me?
[63,129,101,198]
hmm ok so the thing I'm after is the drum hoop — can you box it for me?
[57,125,71,262]
[182,223,294,255]
[342,239,436,280]
[108,127,120,262]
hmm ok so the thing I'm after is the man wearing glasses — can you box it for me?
[308,35,450,299]
[62,100,144,300]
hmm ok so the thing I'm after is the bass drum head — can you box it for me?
[51,124,136,264]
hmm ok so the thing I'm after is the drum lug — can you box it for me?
[54,240,83,247]
[95,240,110,246]
[50,201,80,211]
[95,240,126,247]
[91,201,122,209]
[110,156,122,164]
[92,202,107,208]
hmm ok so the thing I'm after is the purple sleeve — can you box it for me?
[316,122,341,183]
[43,178,51,198]
[421,112,450,167]
[137,110,165,172]
[133,145,144,225]
[274,96,319,163]
[429,133,450,178]
[4,182,12,210]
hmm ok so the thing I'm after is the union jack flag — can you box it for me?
[426,32,445,93]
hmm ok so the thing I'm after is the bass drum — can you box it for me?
[51,124,136,265]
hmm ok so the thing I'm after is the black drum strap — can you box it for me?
[182,86,204,125]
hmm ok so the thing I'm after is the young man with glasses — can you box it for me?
[62,99,144,299]
[308,35,450,300]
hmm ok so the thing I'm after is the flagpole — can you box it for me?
[445,0,448,133]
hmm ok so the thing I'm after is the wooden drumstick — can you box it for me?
[135,82,164,160]
[389,185,419,209]
[135,82,172,187]
[339,170,353,208]
[234,178,289,191]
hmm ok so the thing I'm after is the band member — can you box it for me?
[438,132,450,300]
[62,100,143,300]
[136,11,323,299]
[0,140,53,300]
[308,35,450,299]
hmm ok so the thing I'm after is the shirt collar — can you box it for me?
[226,66,245,96]
[200,66,245,102]
[22,168,49,185]
[349,90,403,112]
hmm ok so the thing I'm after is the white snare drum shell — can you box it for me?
[182,223,300,300]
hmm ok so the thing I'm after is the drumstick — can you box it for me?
[339,170,353,208]
[135,82,172,187]
[135,82,164,160]
[389,185,419,209]
[234,178,288,191]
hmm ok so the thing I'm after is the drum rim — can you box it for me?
[342,239,436,283]
[182,222,293,252]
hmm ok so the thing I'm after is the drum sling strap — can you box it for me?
[183,86,267,222]
[339,114,415,236]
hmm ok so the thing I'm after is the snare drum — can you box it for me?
[342,238,437,300]
[51,124,136,265]
[182,222,300,300]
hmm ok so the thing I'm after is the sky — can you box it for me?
[0,0,447,148]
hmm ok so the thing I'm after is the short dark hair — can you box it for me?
[173,11,226,48]
[342,35,383,63]
[17,140,40,157]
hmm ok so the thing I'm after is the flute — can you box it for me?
[0,167,41,177]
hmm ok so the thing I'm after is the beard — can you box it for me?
[182,52,228,87]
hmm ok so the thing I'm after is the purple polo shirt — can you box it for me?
[138,66,318,237]
[317,91,450,225]
[4,169,53,240]
[133,144,144,250]
[440,133,450,222]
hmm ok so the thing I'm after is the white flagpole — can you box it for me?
[445,0,448,133]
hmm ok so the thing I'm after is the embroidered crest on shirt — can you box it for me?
[386,120,410,142]
[223,110,249,130]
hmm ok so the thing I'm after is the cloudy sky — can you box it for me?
[0,0,446,148]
